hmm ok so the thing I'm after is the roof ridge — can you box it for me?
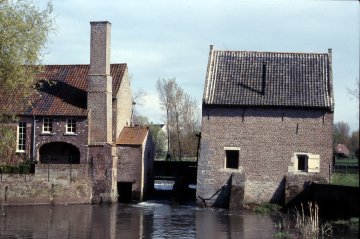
[213,50,329,55]
[42,63,127,66]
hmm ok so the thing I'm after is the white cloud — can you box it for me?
[135,92,164,124]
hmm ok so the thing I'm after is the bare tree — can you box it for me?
[348,78,359,100]
[131,89,147,126]
[333,121,350,146]
[156,78,199,160]
[157,78,175,156]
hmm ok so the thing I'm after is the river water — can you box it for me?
[0,202,278,239]
[0,202,357,238]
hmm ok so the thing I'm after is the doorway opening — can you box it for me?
[118,182,133,203]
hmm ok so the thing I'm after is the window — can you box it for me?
[17,122,26,152]
[297,154,308,172]
[42,118,53,133]
[225,149,239,169]
[66,118,76,134]
[290,153,320,173]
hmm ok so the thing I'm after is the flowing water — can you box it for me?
[0,202,278,239]
[0,202,357,238]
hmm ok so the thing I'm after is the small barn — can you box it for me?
[197,46,334,208]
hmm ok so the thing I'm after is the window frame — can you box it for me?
[66,118,76,134]
[42,118,53,133]
[224,147,240,170]
[17,122,26,153]
[290,153,320,173]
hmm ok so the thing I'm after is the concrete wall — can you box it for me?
[197,106,333,206]
[0,164,92,205]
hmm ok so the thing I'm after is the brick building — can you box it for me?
[116,126,155,202]
[0,21,154,204]
[197,46,334,208]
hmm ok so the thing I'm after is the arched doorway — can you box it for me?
[39,142,80,164]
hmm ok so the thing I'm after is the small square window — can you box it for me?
[66,118,76,134]
[43,118,53,133]
[297,155,308,172]
[225,150,239,169]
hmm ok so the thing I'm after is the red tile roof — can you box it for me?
[116,127,149,145]
[203,49,333,110]
[335,144,350,156]
[0,64,127,116]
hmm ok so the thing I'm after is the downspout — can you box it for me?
[32,115,36,162]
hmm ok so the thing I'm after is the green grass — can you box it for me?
[254,203,281,214]
[331,173,359,187]
[335,158,358,166]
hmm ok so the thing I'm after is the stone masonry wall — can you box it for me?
[89,144,117,204]
[197,106,333,206]
[0,164,92,205]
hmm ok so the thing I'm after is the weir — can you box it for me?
[151,160,197,202]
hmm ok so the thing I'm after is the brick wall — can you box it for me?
[88,21,113,144]
[9,116,89,164]
[197,106,333,206]
[117,145,143,200]
[33,116,89,164]
[113,68,132,141]
[88,76,113,144]
[89,144,118,204]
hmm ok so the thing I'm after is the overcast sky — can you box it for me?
[41,0,359,131]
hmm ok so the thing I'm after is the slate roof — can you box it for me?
[0,64,127,116]
[116,127,149,146]
[203,47,334,110]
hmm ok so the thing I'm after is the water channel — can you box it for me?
[0,202,278,239]
[0,202,357,238]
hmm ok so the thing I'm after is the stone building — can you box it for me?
[197,46,334,208]
[0,21,154,204]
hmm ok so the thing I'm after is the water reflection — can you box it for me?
[0,202,278,239]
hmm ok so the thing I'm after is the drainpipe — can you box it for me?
[32,115,36,162]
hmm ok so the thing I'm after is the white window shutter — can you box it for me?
[307,154,320,173]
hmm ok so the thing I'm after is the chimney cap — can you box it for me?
[90,21,111,25]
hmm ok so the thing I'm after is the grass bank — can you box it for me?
[331,173,359,187]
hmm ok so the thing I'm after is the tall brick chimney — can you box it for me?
[88,21,113,144]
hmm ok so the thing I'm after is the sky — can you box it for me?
[40,0,359,131]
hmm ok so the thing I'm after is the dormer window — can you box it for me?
[66,118,76,134]
[43,118,53,133]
